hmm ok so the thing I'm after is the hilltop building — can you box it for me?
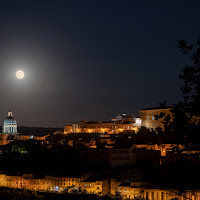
[64,107,175,134]
[64,114,141,134]
[139,107,173,130]
[0,109,50,145]
[2,109,17,134]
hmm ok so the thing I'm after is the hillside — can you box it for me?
[0,126,63,136]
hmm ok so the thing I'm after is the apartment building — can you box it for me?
[0,173,199,199]
[140,107,173,130]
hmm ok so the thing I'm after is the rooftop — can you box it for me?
[82,175,105,182]
[140,106,173,111]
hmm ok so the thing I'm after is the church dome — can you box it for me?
[3,109,17,134]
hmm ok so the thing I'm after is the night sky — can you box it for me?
[0,0,200,127]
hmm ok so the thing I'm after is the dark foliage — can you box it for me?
[157,38,200,147]
[0,187,120,200]
[17,126,63,136]
[177,38,200,116]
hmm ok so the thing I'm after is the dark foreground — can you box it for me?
[0,187,122,200]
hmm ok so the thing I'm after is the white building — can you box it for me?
[2,109,17,134]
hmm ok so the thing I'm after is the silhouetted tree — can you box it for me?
[156,38,200,147]
[138,126,151,134]
[177,38,200,117]
[159,100,167,108]
[162,37,200,145]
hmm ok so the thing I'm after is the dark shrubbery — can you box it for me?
[0,187,121,200]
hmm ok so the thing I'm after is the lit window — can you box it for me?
[152,116,154,120]
[147,117,149,120]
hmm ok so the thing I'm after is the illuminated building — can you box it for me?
[64,114,141,134]
[0,109,50,145]
[0,134,14,145]
[0,173,200,199]
[118,179,180,200]
[140,107,173,130]
[80,176,103,194]
[63,125,73,134]
[0,133,49,146]
[2,109,17,134]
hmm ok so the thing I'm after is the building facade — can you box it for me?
[64,114,141,134]
[0,173,199,200]
[2,109,17,134]
[140,107,173,130]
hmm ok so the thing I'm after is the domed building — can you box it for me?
[2,109,17,134]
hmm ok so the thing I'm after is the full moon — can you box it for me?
[16,70,24,79]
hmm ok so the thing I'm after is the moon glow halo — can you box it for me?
[16,70,24,79]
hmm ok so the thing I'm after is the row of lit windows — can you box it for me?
[33,181,45,185]
[7,178,22,181]
[146,116,154,120]
[4,126,17,132]
[145,116,165,120]
[53,178,80,182]
[4,177,81,183]
[119,188,137,193]
[55,182,78,186]
[81,183,100,189]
